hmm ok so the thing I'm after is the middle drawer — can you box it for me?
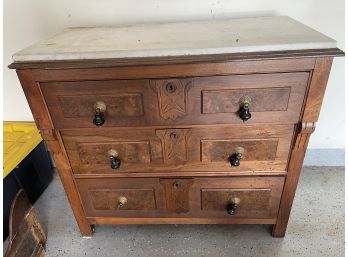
[62,124,294,174]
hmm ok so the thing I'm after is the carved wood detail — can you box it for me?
[156,128,191,164]
[294,122,316,150]
[150,78,193,120]
[160,178,193,213]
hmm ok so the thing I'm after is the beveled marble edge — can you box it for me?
[12,16,337,62]
[13,42,337,62]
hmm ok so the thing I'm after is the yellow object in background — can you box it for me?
[3,122,42,178]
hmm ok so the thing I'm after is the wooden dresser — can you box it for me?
[10,16,343,237]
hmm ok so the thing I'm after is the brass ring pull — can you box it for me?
[238,96,252,122]
[93,101,106,127]
[229,147,245,167]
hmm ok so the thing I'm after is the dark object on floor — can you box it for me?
[4,190,47,257]
[3,142,54,240]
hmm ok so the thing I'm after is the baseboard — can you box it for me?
[304,149,345,166]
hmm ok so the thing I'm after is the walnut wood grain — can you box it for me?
[272,57,334,237]
[61,124,294,174]
[88,217,277,225]
[16,70,93,236]
[160,178,194,213]
[192,176,284,219]
[76,178,165,217]
[29,58,316,82]
[40,79,148,128]
[13,51,341,238]
[40,72,308,129]
[77,176,284,220]
[150,78,193,120]
[201,139,279,162]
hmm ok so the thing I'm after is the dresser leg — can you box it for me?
[272,122,315,238]
[272,150,306,237]
[44,135,94,237]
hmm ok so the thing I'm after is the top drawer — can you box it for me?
[40,72,309,129]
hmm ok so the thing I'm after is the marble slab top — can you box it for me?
[12,16,337,62]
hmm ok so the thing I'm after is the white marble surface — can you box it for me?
[12,16,337,62]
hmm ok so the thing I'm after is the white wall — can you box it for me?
[4,0,345,149]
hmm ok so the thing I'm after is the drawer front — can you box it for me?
[76,178,165,217]
[76,176,284,219]
[193,177,284,218]
[41,72,308,129]
[62,124,294,174]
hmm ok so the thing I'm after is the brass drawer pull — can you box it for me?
[93,101,106,126]
[238,96,251,122]
[226,197,241,215]
[229,147,245,167]
[108,149,121,169]
[117,196,127,208]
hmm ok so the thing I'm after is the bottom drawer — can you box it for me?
[75,176,284,220]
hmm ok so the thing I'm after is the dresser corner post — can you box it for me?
[272,56,334,237]
[272,122,315,237]
[15,69,93,237]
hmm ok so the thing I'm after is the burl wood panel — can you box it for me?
[62,124,294,174]
[76,176,284,221]
[90,189,156,211]
[77,141,151,165]
[40,72,308,129]
[76,178,165,217]
[195,72,309,124]
[193,176,284,218]
[40,79,148,128]
[201,189,271,211]
[160,178,194,213]
[202,87,290,113]
[58,94,143,118]
[202,139,278,162]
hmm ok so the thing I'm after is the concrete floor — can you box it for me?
[6,166,344,257]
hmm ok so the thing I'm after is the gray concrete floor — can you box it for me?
[6,167,344,257]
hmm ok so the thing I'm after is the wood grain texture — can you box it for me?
[150,78,193,120]
[4,190,46,257]
[88,217,277,225]
[76,178,165,217]
[13,52,340,237]
[40,72,308,129]
[30,58,316,82]
[40,79,148,128]
[160,178,194,213]
[16,69,93,236]
[302,58,334,121]
[201,139,279,162]
[90,189,156,211]
[76,176,284,220]
[16,69,52,130]
[272,57,334,237]
[45,131,93,236]
[61,124,294,174]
